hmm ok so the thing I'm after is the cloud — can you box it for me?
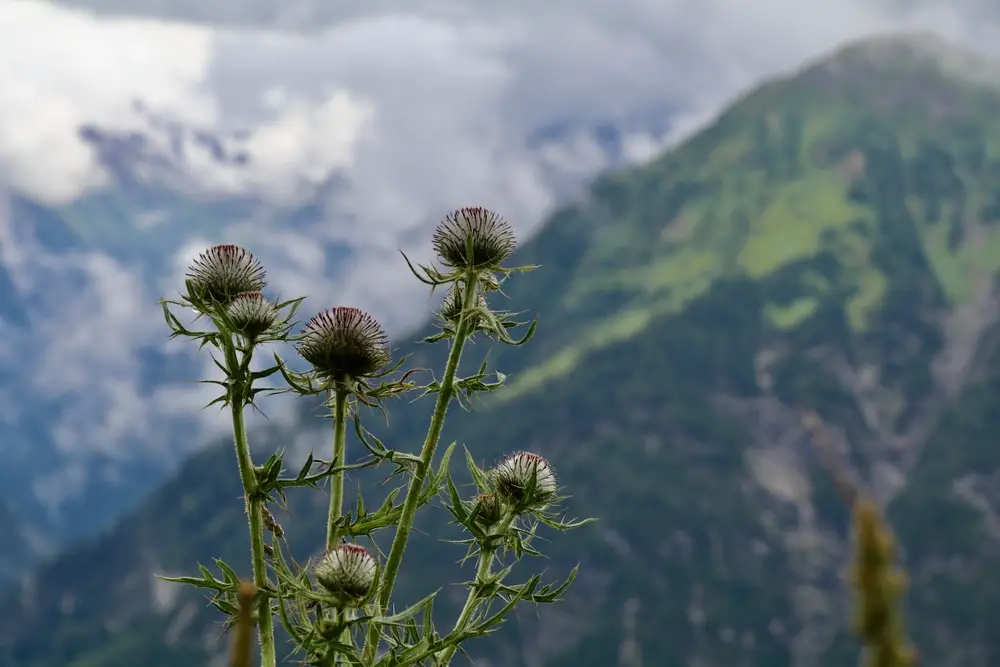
[4,0,1000,533]
[0,1,215,204]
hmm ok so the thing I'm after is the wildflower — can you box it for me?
[314,544,378,606]
[490,451,557,509]
[431,207,516,270]
[296,307,390,382]
[478,270,501,292]
[439,283,488,328]
[471,492,502,527]
[185,244,266,306]
[226,291,277,338]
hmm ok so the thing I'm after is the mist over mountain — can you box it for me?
[0,112,667,549]
[1,0,693,559]
[7,0,1000,563]
[6,32,1000,667]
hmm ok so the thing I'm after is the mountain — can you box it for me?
[6,32,1000,666]
[0,104,299,546]
[0,97,656,575]
[1,185,253,537]
[0,174,306,556]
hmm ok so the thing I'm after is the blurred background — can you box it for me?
[3,0,1000,665]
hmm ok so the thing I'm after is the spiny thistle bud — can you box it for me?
[432,206,516,270]
[185,244,266,306]
[490,451,557,509]
[296,307,390,382]
[439,284,488,327]
[478,270,501,292]
[226,291,277,338]
[314,543,377,605]
[471,492,502,527]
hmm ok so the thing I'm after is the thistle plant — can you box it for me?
[230,582,257,667]
[159,207,594,667]
[850,499,917,667]
[801,411,917,667]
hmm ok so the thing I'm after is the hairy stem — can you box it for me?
[440,551,493,665]
[228,344,277,667]
[439,514,514,666]
[362,272,480,664]
[327,385,350,550]
[327,385,354,660]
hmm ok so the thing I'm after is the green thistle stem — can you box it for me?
[327,385,354,661]
[362,271,480,664]
[229,385,277,667]
[439,513,515,665]
[327,385,349,550]
[440,551,493,665]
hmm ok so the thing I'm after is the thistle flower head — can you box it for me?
[432,207,516,270]
[226,291,277,338]
[296,307,390,382]
[478,271,502,292]
[439,283,488,327]
[314,543,377,605]
[490,451,557,509]
[471,492,502,527]
[185,244,266,306]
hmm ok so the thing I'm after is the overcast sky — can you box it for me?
[3,0,1000,524]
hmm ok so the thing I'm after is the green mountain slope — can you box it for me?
[6,32,1000,667]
